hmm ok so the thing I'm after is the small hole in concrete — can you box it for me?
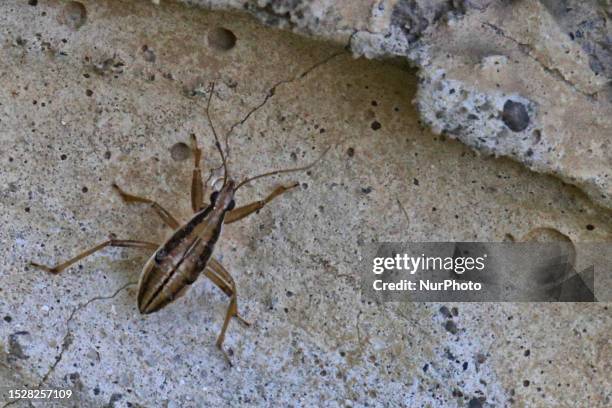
[142,45,156,63]
[62,1,87,30]
[207,27,237,51]
[170,142,191,161]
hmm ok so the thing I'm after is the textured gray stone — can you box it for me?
[182,0,612,210]
[1,1,611,407]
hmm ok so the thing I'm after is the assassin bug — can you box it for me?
[31,83,328,364]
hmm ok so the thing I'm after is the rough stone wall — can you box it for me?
[184,0,612,210]
[1,1,611,407]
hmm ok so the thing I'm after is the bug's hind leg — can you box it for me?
[202,258,250,365]
[30,238,159,275]
[224,183,300,224]
[204,259,251,327]
[113,184,180,229]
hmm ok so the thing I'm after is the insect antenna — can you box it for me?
[205,82,229,185]
[235,146,331,191]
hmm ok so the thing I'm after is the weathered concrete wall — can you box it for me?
[184,0,612,211]
[1,1,611,407]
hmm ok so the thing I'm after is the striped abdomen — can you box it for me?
[137,205,225,314]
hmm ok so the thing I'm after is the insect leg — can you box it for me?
[202,267,233,297]
[30,238,159,275]
[201,258,250,363]
[224,183,299,224]
[190,134,205,213]
[113,184,180,229]
[205,258,250,326]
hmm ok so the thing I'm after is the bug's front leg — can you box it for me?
[30,237,159,274]
[224,182,299,224]
[113,184,181,229]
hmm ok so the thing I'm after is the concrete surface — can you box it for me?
[1,1,611,407]
[184,0,612,211]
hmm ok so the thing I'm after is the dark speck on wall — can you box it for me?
[501,100,530,132]
[444,320,458,334]
[468,398,483,408]
[439,306,452,318]
[371,120,381,131]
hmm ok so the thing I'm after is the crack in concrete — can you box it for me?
[346,28,376,51]
[1,401,28,408]
[397,197,410,227]
[1,399,34,408]
[346,29,359,51]
[36,282,136,388]
[225,51,345,146]
[482,22,596,99]
[1,399,17,407]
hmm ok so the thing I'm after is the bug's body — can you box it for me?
[30,82,328,365]
[138,182,234,314]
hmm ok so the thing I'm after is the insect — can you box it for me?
[31,83,328,364]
